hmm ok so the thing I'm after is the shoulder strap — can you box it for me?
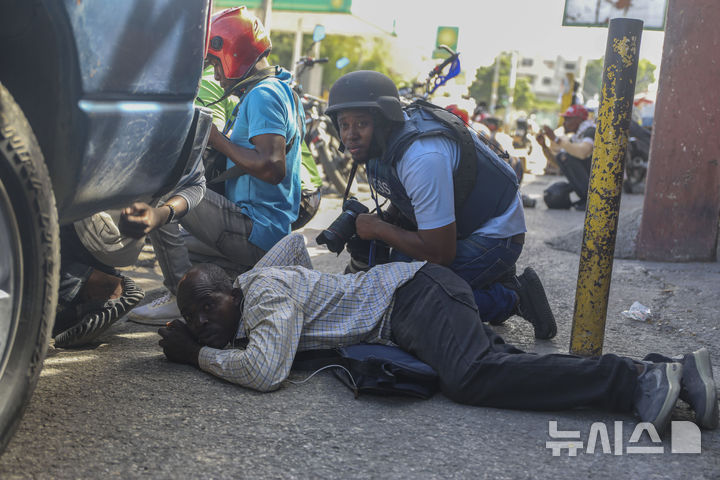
[410,99,478,211]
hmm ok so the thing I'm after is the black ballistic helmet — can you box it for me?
[326,70,405,123]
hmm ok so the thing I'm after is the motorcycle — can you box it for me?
[512,117,533,154]
[298,84,361,195]
[623,121,652,194]
[398,44,461,103]
[291,27,362,195]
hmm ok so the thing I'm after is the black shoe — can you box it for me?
[506,267,557,339]
[53,276,144,348]
[634,362,683,434]
[674,348,719,429]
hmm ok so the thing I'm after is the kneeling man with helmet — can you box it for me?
[324,71,556,339]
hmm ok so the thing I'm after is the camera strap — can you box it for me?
[342,161,358,203]
[207,72,304,186]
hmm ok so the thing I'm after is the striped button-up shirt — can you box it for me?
[198,234,425,391]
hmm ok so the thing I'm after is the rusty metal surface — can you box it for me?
[636,0,720,261]
[570,18,643,357]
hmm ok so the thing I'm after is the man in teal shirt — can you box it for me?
[196,65,322,230]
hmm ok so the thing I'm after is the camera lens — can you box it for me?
[316,229,346,254]
[316,198,369,254]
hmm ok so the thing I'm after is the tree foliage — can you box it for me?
[467,53,537,110]
[635,59,657,93]
[583,58,604,99]
[467,53,510,107]
[513,77,534,110]
[582,57,657,98]
[268,32,401,94]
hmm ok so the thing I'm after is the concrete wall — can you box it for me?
[636,0,720,261]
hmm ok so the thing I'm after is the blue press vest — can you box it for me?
[368,107,519,238]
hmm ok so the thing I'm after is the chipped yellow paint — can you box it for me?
[612,36,638,68]
[570,31,637,356]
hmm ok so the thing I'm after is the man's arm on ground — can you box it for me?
[254,233,313,269]
[198,285,302,392]
[355,214,457,265]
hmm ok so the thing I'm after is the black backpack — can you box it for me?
[292,343,439,400]
[543,181,573,209]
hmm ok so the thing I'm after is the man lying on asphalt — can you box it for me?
[158,234,718,434]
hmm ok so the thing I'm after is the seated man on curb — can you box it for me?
[158,234,718,434]
[536,104,595,210]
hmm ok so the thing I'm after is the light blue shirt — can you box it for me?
[397,134,526,238]
[226,68,303,252]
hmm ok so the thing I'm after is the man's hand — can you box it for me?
[355,212,456,265]
[208,124,225,149]
[158,319,201,367]
[535,132,547,147]
[542,126,557,142]
[119,202,168,238]
[355,213,386,240]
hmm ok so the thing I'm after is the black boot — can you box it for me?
[505,267,557,339]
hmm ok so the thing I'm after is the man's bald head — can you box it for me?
[179,263,233,298]
[177,264,242,349]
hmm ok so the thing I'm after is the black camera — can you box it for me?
[316,197,368,254]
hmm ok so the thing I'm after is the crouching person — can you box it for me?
[53,135,207,348]
[158,234,718,433]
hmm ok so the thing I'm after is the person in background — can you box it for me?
[53,138,207,347]
[536,104,595,210]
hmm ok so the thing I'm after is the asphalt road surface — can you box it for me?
[2,173,719,479]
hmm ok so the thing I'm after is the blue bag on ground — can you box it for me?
[292,343,439,400]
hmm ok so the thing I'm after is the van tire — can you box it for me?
[0,82,59,454]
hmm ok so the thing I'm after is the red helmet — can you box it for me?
[560,104,589,120]
[445,104,469,124]
[207,7,271,80]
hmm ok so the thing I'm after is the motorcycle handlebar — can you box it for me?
[296,57,329,67]
[302,93,327,105]
[430,46,460,77]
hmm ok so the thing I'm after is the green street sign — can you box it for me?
[213,0,352,13]
[433,26,458,59]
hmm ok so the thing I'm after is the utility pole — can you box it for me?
[504,50,518,126]
[636,0,720,261]
[490,54,500,114]
[291,17,303,77]
[570,18,643,356]
[260,0,272,35]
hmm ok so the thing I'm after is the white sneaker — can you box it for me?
[127,292,181,324]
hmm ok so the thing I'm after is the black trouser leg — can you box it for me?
[556,152,591,202]
[390,264,638,412]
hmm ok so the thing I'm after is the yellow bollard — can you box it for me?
[569,18,644,357]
